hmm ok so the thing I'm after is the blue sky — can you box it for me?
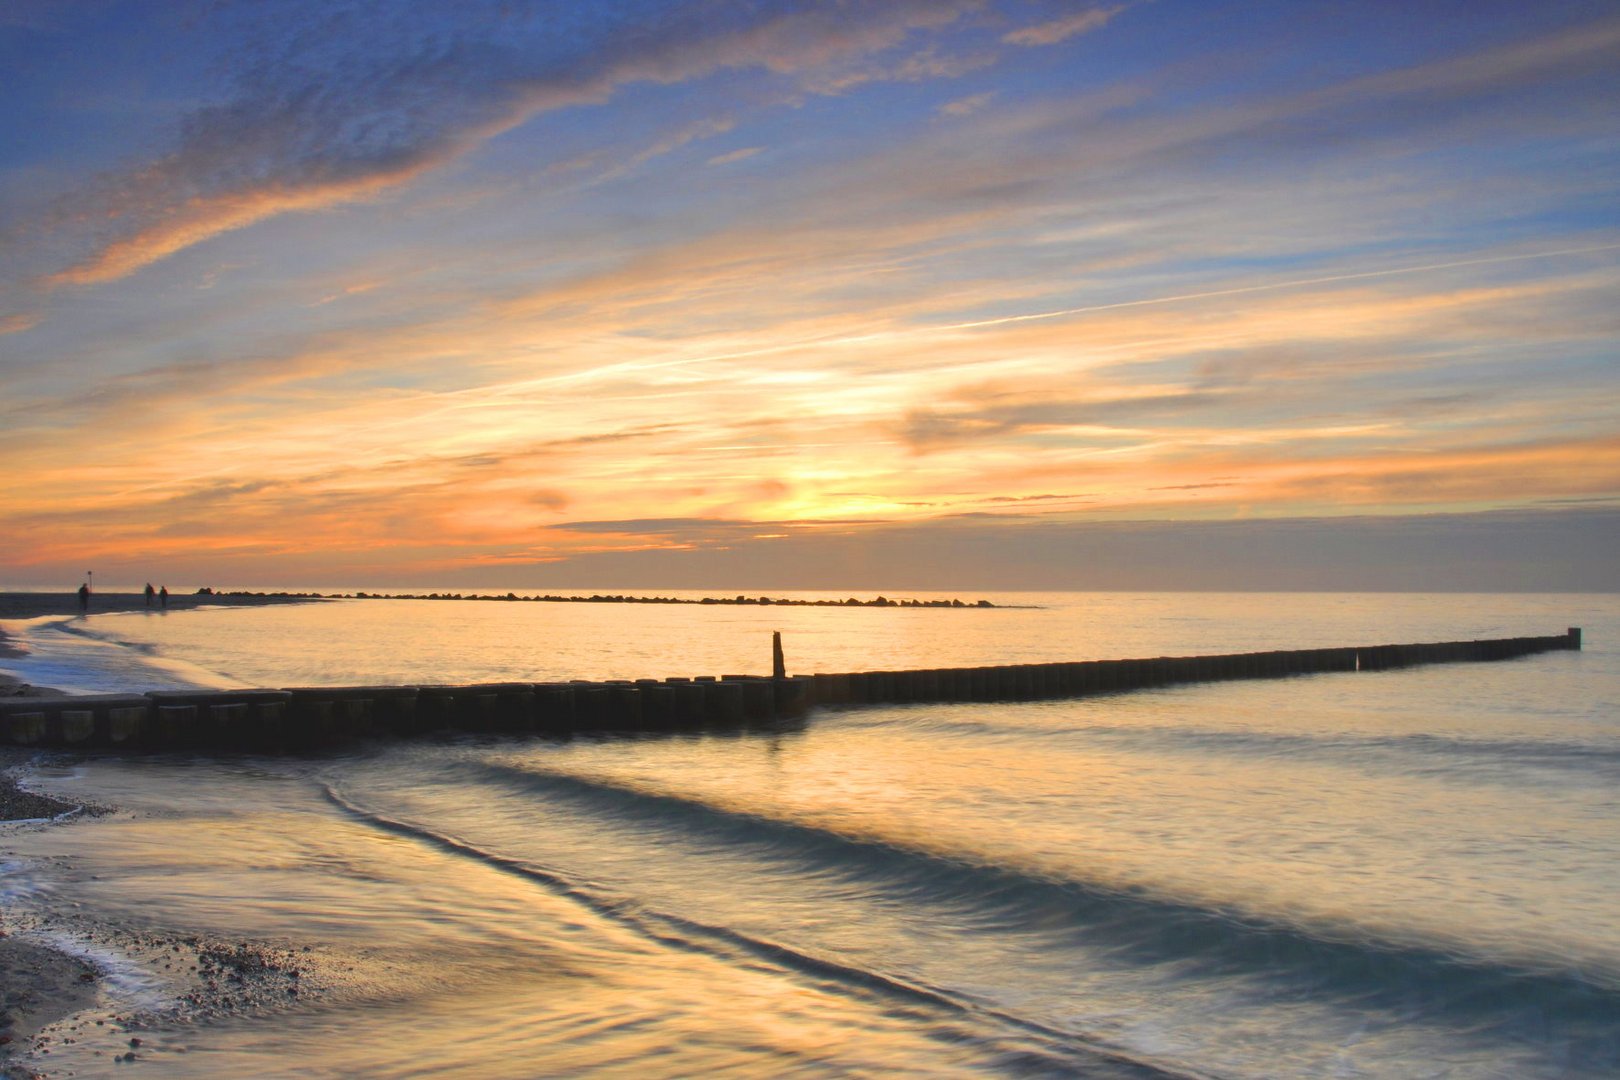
[1,1,1616,589]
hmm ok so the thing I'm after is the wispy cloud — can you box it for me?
[312,280,385,306]
[4,2,1615,585]
[938,91,996,117]
[802,45,998,94]
[707,146,763,167]
[594,116,738,182]
[33,1,986,289]
[1003,7,1122,47]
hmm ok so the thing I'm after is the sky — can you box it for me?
[1,0,1617,591]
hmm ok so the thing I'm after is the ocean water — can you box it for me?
[2,591,1617,1078]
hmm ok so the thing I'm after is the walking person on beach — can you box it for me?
[159,586,168,609]
[145,582,156,607]
[77,582,90,612]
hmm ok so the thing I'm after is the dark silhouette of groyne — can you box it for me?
[0,628,1581,752]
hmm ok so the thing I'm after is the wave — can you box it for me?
[20,927,172,1010]
[436,757,1620,1031]
[320,780,1204,1080]
[0,615,242,693]
[47,617,167,656]
[842,707,1620,784]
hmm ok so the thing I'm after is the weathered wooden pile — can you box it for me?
[0,628,1581,752]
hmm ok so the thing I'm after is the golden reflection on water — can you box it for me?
[71,589,1601,687]
[523,664,1620,976]
[4,592,1616,1077]
[7,760,1025,1078]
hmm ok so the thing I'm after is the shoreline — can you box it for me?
[0,669,62,705]
[0,587,1003,695]
[0,591,332,700]
[1,747,93,1075]
[0,591,332,621]
[1,750,312,1076]
[0,937,100,1078]
[0,751,78,821]
[0,656,62,701]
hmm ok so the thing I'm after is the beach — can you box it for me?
[0,607,89,1064]
[1,748,323,1079]
[0,611,58,700]
[0,591,1615,1077]
[0,676,57,703]
[0,749,88,1078]
[0,592,329,1077]
[0,935,99,1078]
[0,592,329,699]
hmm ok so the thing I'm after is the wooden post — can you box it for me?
[772,631,787,680]
[709,680,746,725]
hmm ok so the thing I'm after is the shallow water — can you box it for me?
[0,589,1603,691]
[2,592,1617,1077]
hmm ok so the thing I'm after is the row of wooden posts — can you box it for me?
[0,629,1582,752]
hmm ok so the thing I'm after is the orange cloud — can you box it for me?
[37,2,985,290]
[707,146,763,166]
[45,170,421,288]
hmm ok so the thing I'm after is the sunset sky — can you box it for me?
[2,0,1617,591]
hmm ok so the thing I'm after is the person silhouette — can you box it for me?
[159,586,169,609]
[145,582,156,607]
[78,582,90,612]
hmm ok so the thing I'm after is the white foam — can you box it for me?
[1,614,239,694]
[0,806,82,827]
[18,927,170,1009]
[0,857,49,903]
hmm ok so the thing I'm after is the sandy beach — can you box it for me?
[0,672,59,703]
[0,594,316,1076]
[1,750,317,1077]
[0,937,100,1078]
[1,600,90,1074]
[1,749,90,1078]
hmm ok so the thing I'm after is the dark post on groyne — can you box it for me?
[0,628,1582,753]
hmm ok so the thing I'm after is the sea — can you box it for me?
[1,590,1617,1078]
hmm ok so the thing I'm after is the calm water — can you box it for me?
[2,592,1617,1077]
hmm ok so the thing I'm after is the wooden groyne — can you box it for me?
[0,629,1582,752]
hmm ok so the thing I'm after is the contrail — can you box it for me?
[933,242,1620,332]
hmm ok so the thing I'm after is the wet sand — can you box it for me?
[2,580,327,1078]
[0,616,60,701]
[1,749,88,1077]
[0,592,337,1071]
[0,754,77,822]
[1,748,321,1076]
[0,937,100,1077]
[0,672,60,703]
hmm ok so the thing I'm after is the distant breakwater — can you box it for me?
[0,629,1581,753]
[0,591,1002,618]
[204,589,1001,609]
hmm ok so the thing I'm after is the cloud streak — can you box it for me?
[35,0,986,288]
[3,1,1616,587]
[1003,7,1122,47]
